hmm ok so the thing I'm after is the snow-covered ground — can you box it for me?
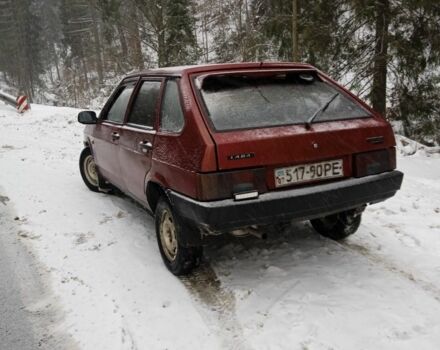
[0,102,439,350]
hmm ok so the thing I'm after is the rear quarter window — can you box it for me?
[160,80,185,133]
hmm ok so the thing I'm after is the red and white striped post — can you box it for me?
[16,95,30,113]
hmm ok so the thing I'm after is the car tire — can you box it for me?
[310,210,361,241]
[79,148,100,192]
[155,197,202,276]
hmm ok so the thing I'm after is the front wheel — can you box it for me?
[310,209,362,241]
[79,148,100,192]
[155,197,202,276]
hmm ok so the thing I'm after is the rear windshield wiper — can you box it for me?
[305,92,340,129]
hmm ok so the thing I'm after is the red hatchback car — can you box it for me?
[78,62,403,275]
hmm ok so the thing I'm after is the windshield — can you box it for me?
[198,72,371,131]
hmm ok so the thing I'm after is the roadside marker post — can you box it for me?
[16,95,30,113]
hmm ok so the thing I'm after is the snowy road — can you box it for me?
[0,187,76,349]
[0,102,440,350]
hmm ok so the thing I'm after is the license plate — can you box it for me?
[275,159,344,187]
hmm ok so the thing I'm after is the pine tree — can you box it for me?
[0,0,44,99]
[0,0,16,83]
[388,0,440,144]
[133,0,166,66]
[38,0,63,83]
[164,0,199,66]
[60,0,95,104]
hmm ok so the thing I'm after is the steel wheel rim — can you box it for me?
[84,155,99,187]
[160,209,178,262]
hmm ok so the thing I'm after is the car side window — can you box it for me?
[127,81,162,127]
[160,80,185,133]
[106,84,135,123]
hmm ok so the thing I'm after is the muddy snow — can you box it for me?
[0,102,439,350]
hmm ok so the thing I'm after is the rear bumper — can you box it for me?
[168,170,404,234]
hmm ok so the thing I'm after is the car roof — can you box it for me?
[125,62,316,78]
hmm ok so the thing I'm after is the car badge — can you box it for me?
[227,153,255,161]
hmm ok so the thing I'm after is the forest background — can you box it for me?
[0,0,439,144]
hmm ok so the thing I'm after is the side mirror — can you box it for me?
[78,111,97,124]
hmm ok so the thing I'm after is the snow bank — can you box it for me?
[396,134,440,157]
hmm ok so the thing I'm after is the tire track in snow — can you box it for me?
[121,327,138,350]
[340,241,440,303]
[180,264,252,350]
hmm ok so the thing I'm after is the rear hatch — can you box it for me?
[193,70,396,192]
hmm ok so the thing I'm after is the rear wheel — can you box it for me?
[155,197,202,276]
[79,148,100,192]
[310,209,362,241]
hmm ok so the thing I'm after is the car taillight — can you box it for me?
[196,168,267,201]
[353,148,396,177]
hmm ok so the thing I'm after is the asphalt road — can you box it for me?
[0,191,76,350]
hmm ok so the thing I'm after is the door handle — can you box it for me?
[111,132,120,141]
[139,141,153,153]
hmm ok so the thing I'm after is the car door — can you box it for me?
[92,80,137,191]
[118,78,163,204]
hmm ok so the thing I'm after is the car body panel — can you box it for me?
[168,170,404,235]
[207,118,395,173]
[91,121,125,190]
[118,125,155,204]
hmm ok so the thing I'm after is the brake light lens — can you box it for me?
[353,148,396,177]
[196,168,267,201]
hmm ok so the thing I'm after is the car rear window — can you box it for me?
[198,72,371,131]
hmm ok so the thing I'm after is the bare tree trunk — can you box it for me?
[49,66,54,84]
[237,0,245,60]
[200,9,208,62]
[292,0,300,61]
[89,1,104,84]
[116,23,128,60]
[79,45,90,92]
[244,0,251,61]
[203,15,209,62]
[52,42,61,81]
[157,4,166,67]
[82,59,90,92]
[73,69,78,108]
[371,0,390,116]
[2,72,9,85]
[54,57,61,81]
[129,6,144,70]
[158,30,166,67]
